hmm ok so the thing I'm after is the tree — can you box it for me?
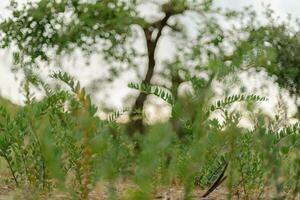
[0,0,240,134]
[231,20,300,117]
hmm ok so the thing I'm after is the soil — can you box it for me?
[0,183,228,200]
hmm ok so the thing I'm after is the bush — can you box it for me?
[0,71,300,199]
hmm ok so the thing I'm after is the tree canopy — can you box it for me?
[234,25,300,96]
[1,0,299,130]
[0,0,239,133]
[229,16,300,117]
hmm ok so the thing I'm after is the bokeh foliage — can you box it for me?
[0,1,300,199]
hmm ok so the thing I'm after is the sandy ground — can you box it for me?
[0,183,228,200]
[3,183,299,200]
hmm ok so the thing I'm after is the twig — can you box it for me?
[201,162,228,198]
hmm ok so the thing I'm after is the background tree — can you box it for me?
[0,0,241,134]
[231,17,300,117]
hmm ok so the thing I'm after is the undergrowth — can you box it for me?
[0,71,300,200]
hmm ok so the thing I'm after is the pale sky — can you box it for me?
[0,0,299,118]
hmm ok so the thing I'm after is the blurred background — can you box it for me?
[0,0,300,123]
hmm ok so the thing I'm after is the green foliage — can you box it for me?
[0,71,300,199]
[232,20,300,96]
[128,82,175,105]
[106,107,130,123]
[0,0,139,66]
[209,94,267,112]
[1,1,300,199]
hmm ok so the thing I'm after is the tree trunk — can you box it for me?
[128,14,171,135]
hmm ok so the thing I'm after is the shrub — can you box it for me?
[0,71,300,199]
